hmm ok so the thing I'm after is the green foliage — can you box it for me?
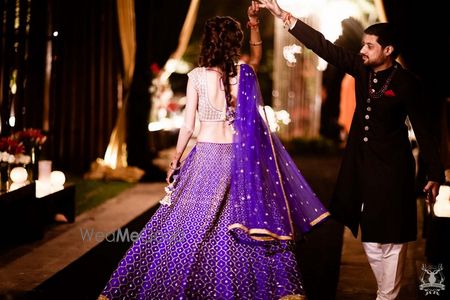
[282,137,341,156]
[72,179,135,215]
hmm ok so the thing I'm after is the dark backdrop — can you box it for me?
[383,0,450,163]
[0,0,190,177]
[1,0,448,177]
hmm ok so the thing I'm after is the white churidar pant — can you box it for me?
[362,242,408,300]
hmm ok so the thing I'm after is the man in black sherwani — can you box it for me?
[260,1,445,299]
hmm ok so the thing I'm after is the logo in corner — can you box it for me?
[419,263,446,296]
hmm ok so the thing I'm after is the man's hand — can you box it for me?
[424,181,440,204]
[258,0,283,18]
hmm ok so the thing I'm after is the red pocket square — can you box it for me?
[384,89,395,97]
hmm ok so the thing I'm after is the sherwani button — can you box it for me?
[365,115,370,120]
[363,137,368,142]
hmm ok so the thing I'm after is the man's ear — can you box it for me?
[384,45,394,56]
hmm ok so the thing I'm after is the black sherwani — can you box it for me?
[289,21,444,243]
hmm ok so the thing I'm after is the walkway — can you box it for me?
[0,151,441,300]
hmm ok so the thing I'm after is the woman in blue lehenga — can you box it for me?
[99,5,329,300]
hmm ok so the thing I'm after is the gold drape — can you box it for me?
[85,0,143,182]
[159,0,200,82]
[374,0,387,22]
[170,0,200,60]
[103,0,136,169]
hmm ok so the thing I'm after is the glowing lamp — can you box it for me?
[38,160,52,182]
[434,186,450,218]
[35,180,51,198]
[50,170,66,187]
[10,166,28,183]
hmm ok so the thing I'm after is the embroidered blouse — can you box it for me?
[187,67,227,122]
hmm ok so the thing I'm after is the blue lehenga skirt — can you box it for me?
[98,142,306,300]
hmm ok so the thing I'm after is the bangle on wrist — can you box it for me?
[249,40,262,46]
[247,20,259,29]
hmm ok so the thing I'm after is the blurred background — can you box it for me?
[1,0,448,180]
[1,1,449,299]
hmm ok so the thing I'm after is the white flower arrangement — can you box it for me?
[16,154,31,165]
[0,151,31,165]
[0,151,15,164]
[259,105,291,132]
[283,44,302,66]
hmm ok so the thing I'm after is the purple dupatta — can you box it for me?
[228,64,330,241]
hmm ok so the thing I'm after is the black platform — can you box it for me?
[0,183,76,248]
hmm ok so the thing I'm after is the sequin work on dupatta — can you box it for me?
[228,64,330,242]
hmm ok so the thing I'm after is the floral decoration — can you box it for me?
[0,136,25,156]
[384,89,396,97]
[0,128,46,165]
[13,128,47,149]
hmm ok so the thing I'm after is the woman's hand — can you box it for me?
[248,1,260,23]
[166,169,175,184]
[166,160,180,184]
